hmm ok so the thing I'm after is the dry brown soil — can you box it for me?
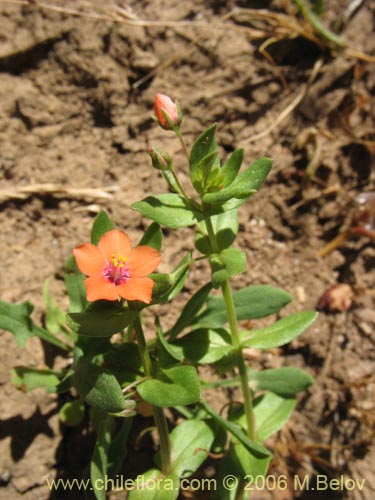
[0,1,374,499]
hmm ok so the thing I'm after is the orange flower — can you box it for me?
[73,229,161,304]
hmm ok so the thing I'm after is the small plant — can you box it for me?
[1,93,317,499]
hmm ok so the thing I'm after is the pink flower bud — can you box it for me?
[154,93,180,129]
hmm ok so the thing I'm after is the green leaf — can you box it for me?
[254,393,296,441]
[169,420,216,478]
[172,328,232,364]
[64,254,87,313]
[157,323,184,362]
[191,150,219,193]
[0,299,69,351]
[107,417,133,476]
[0,300,34,347]
[34,324,71,351]
[90,414,113,500]
[103,343,141,387]
[11,366,61,392]
[168,283,212,339]
[210,248,247,288]
[310,0,324,15]
[128,469,179,500]
[232,443,271,481]
[132,194,203,229]
[137,365,200,407]
[248,367,314,397]
[91,211,115,245]
[213,452,243,500]
[242,311,318,349]
[197,285,292,328]
[219,148,244,188]
[74,359,126,413]
[56,370,74,393]
[151,253,192,305]
[195,210,239,255]
[202,158,272,204]
[190,124,218,166]
[43,279,67,335]
[201,400,271,459]
[59,400,85,426]
[138,222,163,250]
[68,302,137,337]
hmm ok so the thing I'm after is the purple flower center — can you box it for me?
[103,254,130,285]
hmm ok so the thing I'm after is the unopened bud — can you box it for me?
[153,93,181,130]
[147,147,172,171]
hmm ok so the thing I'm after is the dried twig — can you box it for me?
[0,183,118,203]
[243,58,323,143]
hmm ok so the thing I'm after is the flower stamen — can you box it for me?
[104,254,130,285]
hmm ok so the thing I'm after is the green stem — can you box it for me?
[133,316,172,474]
[205,217,256,440]
[170,169,191,200]
[294,0,345,47]
[222,281,256,440]
[176,129,190,163]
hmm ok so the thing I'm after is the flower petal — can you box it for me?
[98,229,132,260]
[74,243,106,276]
[85,276,118,301]
[126,246,161,277]
[117,277,155,303]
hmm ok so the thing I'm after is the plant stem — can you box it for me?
[176,129,190,163]
[205,217,256,440]
[222,281,256,440]
[133,316,172,474]
[170,169,191,201]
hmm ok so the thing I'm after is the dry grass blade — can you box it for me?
[3,0,374,64]
[0,183,118,203]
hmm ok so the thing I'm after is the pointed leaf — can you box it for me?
[242,311,317,349]
[11,366,60,392]
[202,158,272,204]
[91,414,113,500]
[197,285,292,328]
[64,254,87,313]
[220,148,244,188]
[68,302,137,337]
[233,444,272,481]
[254,393,296,441]
[168,283,212,339]
[0,300,34,347]
[157,322,184,362]
[43,279,67,335]
[201,400,271,459]
[191,150,219,193]
[190,124,218,174]
[91,211,115,245]
[107,417,133,476]
[132,194,203,228]
[152,253,192,304]
[169,420,215,478]
[0,299,69,350]
[138,222,163,250]
[248,367,314,396]
[172,328,232,364]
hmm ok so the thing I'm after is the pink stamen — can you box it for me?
[103,260,130,285]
